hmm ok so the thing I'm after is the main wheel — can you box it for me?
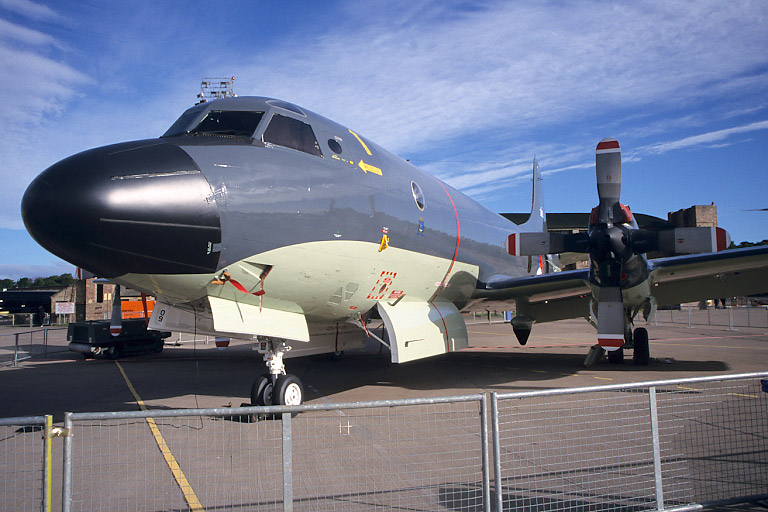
[607,347,624,364]
[273,374,303,406]
[250,374,272,406]
[633,328,650,366]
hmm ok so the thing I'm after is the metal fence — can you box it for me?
[2,373,767,511]
[492,373,768,512]
[62,395,489,512]
[0,327,68,366]
[654,305,768,329]
[0,415,52,511]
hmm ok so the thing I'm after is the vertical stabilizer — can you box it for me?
[518,157,546,233]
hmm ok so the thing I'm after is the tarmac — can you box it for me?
[1,316,766,511]
[1,316,766,420]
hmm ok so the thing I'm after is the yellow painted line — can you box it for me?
[348,129,372,155]
[677,386,700,392]
[358,159,382,175]
[593,376,613,381]
[115,362,205,511]
[728,393,758,399]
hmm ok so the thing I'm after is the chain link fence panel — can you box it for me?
[0,415,51,512]
[492,372,768,512]
[63,395,488,512]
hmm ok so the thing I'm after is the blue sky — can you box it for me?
[1,0,767,280]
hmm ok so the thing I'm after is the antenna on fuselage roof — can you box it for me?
[196,76,236,104]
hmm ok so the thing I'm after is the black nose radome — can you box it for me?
[22,140,221,277]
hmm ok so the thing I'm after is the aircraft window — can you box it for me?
[266,99,306,116]
[189,110,264,138]
[328,139,342,154]
[163,109,203,137]
[411,181,425,210]
[263,114,323,157]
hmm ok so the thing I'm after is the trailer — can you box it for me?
[68,319,172,359]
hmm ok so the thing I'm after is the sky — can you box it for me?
[1,0,767,280]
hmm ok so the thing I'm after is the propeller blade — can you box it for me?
[595,138,621,224]
[110,286,122,336]
[596,286,624,351]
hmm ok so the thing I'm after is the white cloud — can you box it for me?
[0,0,59,20]
[643,120,768,154]
[230,0,768,154]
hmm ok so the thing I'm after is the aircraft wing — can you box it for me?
[473,269,592,323]
[473,245,768,323]
[647,245,768,307]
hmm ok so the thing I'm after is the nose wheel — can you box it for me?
[250,339,304,406]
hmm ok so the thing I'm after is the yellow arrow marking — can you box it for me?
[358,160,382,176]
[348,129,372,155]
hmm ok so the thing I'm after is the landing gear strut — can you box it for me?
[250,339,304,406]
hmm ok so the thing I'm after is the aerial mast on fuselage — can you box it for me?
[196,76,236,104]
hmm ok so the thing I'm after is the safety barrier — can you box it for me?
[492,373,768,512]
[654,305,768,329]
[0,327,68,366]
[62,395,489,512]
[1,373,766,511]
[0,415,52,512]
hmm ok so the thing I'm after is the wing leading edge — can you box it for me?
[472,245,768,325]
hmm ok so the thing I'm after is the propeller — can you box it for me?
[506,137,732,351]
[110,285,122,336]
[589,138,628,350]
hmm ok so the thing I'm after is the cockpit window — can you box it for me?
[162,109,202,137]
[263,114,323,157]
[163,110,264,138]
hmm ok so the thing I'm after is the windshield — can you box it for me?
[163,110,264,138]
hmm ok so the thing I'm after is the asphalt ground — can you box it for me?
[1,317,766,511]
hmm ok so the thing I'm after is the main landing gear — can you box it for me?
[606,327,650,366]
[250,339,304,406]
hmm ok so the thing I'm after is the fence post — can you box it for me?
[648,387,664,510]
[282,412,293,512]
[62,413,73,512]
[43,415,52,512]
[13,333,19,366]
[728,307,734,331]
[480,394,490,512]
[491,393,502,512]
[688,306,692,328]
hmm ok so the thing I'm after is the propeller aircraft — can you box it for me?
[21,97,768,406]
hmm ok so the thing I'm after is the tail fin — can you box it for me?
[518,157,546,233]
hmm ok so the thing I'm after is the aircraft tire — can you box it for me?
[607,347,624,364]
[250,374,271,406]
[274,374,303,407]
[633,328,650,366]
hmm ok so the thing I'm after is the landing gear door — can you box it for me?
[377,300,468,364]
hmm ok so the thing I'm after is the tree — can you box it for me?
[0,278,14,290]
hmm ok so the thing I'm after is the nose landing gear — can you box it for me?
[250,339,304,406]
